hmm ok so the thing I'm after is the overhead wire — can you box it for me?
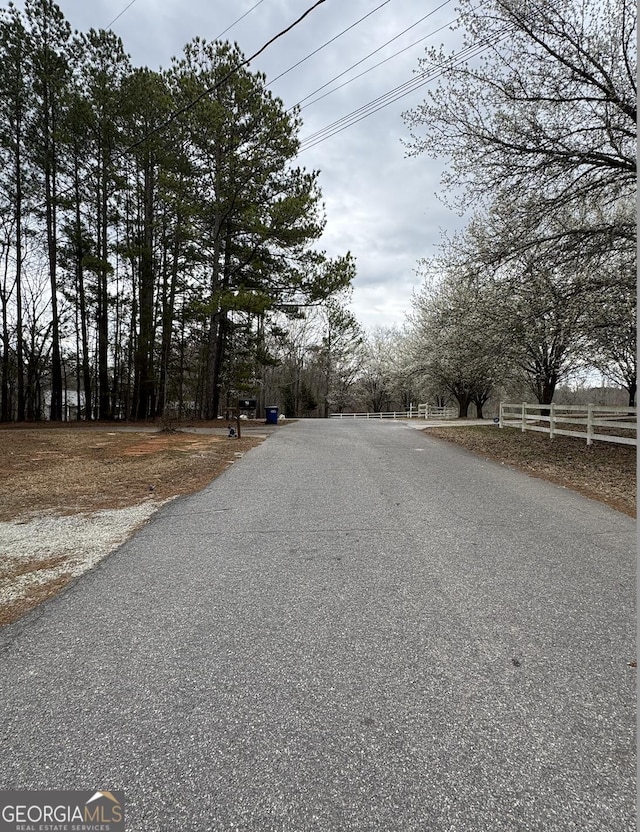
[105,0,139,30]
[104,0,450,162]
[123,0,328,154]
[215,0,265,41]
[297,21,454,113]
[105,0,264,42]
[291,0,454,111]
[53,0,328,201]
[267,0,392,87]
[297,25,516,153]
[68,0,500,188]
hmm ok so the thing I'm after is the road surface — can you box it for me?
[0,420,636,831]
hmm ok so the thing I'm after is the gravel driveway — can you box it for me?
[0,419,635,831]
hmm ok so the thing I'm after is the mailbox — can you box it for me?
[238,398,257,410]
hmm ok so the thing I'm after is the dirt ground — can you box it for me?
[0,424,265,522]
[0,419,635,629]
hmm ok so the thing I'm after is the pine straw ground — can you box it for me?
[0,420,635,628]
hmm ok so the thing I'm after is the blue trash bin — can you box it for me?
[265,406,279,425]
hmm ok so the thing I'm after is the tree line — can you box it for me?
[0,0,355,422]
[1,0,635,423]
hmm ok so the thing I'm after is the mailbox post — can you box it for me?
[236,398,258,438]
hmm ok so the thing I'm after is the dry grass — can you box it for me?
[0,426,263,521]
[424,424,636,517]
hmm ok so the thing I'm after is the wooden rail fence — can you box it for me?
[330,404,458,420]
[499,402,637,446]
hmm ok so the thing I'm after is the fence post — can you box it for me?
[586,404,593,446]
[521,402,527,432]
[549,403,555,439]
[499,402,504,428]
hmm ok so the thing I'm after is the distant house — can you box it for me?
[42,390,86,421]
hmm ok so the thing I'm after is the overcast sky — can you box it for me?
[14,0,470,331]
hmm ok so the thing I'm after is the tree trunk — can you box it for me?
[134,159,156,420]
[454,393,472,418]
[45,114,63,421]
[211,235,234,419]
[628,379,636,407]
[97,153,111,420]
[46,210,62,420]
[323,326,331,418]
[156,214,180,417]
[204,219,228,420]
[73,160,92,420]
[537,374,557,418]
[1,244,11,421]
[472,391,490,419]
[14,135,25,421]
[211,313,227,420]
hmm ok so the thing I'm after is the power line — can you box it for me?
[105,0,139,31]
[298,36,510,152]
[53,0,328,203]
[298,21,453,113]
[106,0,264,42]
[297,26,516,153]
[215,0,265,41]
[268,0,392,87]
[290,0,455,112]
[105,0,414,162]
[124,0,328,154]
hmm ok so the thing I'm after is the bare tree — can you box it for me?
[26,0,72,420]
[0,5,31,421]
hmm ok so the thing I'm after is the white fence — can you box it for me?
[418,404,458,419]
[499,402,637,446]
[330,404,458,420]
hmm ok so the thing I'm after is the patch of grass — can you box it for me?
[0,426,269,627]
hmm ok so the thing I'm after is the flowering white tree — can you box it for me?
[407,265,508,418]
[404,0,636,257]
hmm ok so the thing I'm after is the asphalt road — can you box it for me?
[1,419,636,831]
